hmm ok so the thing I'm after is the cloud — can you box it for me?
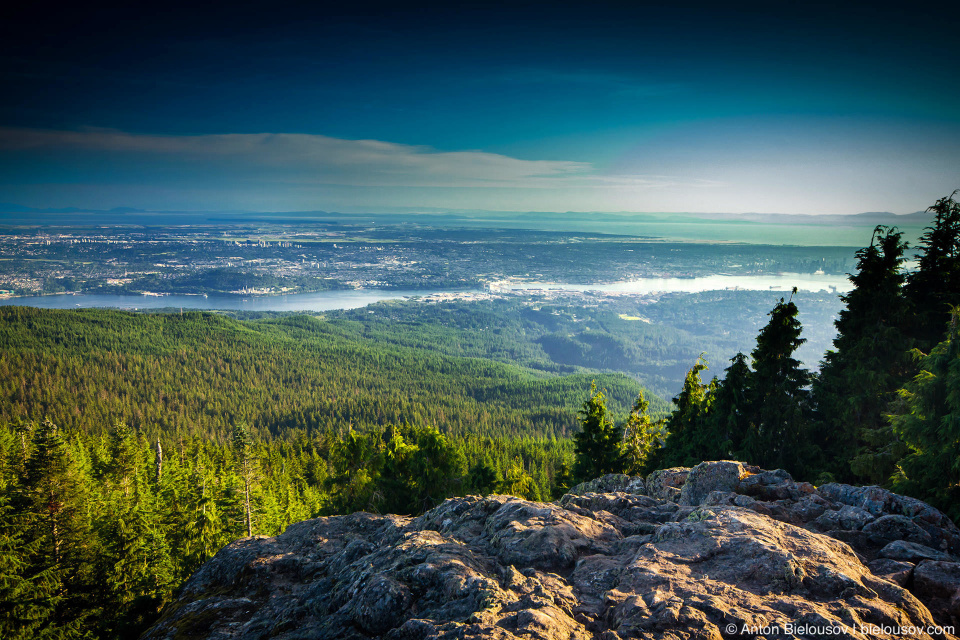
[0,127,718,191]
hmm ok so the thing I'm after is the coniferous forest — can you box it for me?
[2,192,959,639]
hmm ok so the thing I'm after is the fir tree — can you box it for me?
[0,490,67,640]
[659,356,714,467]
[812,226,912,483]
[467,458,499,496]
[231,422,256,537]
[107,422,137,494]
[704,352,752,461]
[572,384,623,483]
[907,191,960,351]
[889,310,960,522]
[621,389,667,475]
[498,456,542,501]
[13,420,95,638]
[741,295,814,477]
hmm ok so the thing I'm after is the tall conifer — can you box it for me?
[741,296,814,477]
[907,191,960,351]
[812,226,911,482]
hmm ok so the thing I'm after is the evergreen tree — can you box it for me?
[889,310,960,522]
[498,456,542,501]
[572,384,623,483]
[328,428,380,514]
[659,357,714,467]
[402,424,465,512]
[467,457,499,496]
[231,422,256,537]
[94,488,174,639]
[741,295,814,477]
[550,459,574,499]
[621,389,666,475]
[0,490,67,640]
[812,226,912,483]
[13,420,95,638]
[704,352,752,461]
[107,422,137,494]
[907,191,960,351]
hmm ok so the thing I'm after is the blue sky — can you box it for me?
[1,1,958,215]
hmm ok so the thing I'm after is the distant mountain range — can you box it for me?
[0,203,932,227]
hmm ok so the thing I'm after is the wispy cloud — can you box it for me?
[0,127,717,190]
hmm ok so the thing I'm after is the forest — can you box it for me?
[2,192,959,639]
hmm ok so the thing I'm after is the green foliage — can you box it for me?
[655,296,815,478]
[0,307,650,441]
[1,418,561,640]
[889,312,960,522]
[621,389,667,475]
[572,384,624,483]
[907,191,960,351]
[498,457,542,501]
[813,226,912,483]
[704,352,752,460]
[740,296,814,477]
[658,357,715,468]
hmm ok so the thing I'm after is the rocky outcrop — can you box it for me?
[144,461,960,639]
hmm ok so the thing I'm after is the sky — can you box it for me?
[1,1,958,215]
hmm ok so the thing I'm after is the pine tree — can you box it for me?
[498,456,541,501]
[107,422,137,494]
[12,420,95,638]
[467,458,499,496]
[403,424,465,513]
[660,356,714,467]
[705,352,752,461]
[621,389,666,475]
[572,384,623,483]
[889,310,960,522]
[0,489,65,640]
[94,483,174,639]
[907,191,960,351]
[231,422,256,537]
[741,295,814,477]
[812,226,912,483]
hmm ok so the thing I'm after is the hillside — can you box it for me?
[0,306,665,440]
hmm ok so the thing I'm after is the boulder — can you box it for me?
[645,467,689,501]
[678,460,745,506]
[913,561,960,627]
[867,558,915,586]
[567,473,645,497]
[864,514,934,546]
[143,463,960,639]
[815,505,875,531]
[880,540,955,563]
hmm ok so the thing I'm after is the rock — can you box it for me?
[864,514,934,546]
[567,474,645,496]
[913,561,960,627]
[867,558,915,586]
[880,540,955,563]
[788,494,830,522]
[144,463,960,639]
[815,505,875,531]
[819,483,955,528]
[678,460,745,506]
[645,467,689,501]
